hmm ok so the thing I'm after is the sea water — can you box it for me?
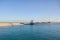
[0,24,60,40]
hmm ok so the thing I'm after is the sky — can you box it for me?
[0,0,60,22]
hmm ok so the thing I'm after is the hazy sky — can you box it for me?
[0,0,60,22]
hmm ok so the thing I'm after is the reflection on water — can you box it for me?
[0,24,60,40]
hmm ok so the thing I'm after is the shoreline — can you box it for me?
[0,22,60,27]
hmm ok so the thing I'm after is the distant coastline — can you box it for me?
[0,22,60,27]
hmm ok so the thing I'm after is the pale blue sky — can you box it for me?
[0,0,60,22]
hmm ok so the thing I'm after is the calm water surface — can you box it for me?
[0,24,60,40]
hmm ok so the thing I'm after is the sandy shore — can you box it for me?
[0,23,23,27]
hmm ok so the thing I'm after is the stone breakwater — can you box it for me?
[0,23,23,27]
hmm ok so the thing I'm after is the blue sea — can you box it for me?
[0,24,60,40]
